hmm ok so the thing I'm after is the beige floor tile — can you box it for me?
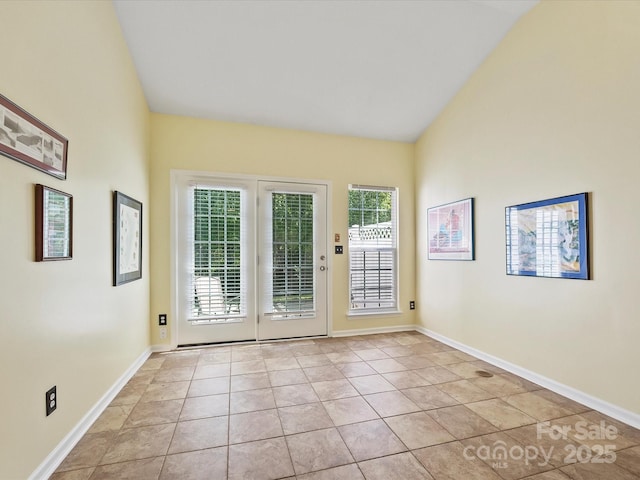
[231,348,263,363]
[323,396,379,426]
[228,437,295,480]
[179,394,229,421]
[380,345,415,358]
[56,432,116,472]
[367,358,408,374]
[437,379,494,403]
[338,419,406,461]
[383,371,431,389]
[561,461,639,480]
[88,405,135,433]
[524,471,572,480]
[303,365,345,382]
[291,344,324,357]
[230,372,271,392]
[426,351,468,366]
[358,452,434,480]
[468,373,530,396]
[311,379,359,401]
[278,402,334,435]
[385,411,455,449]
[50,468,95,480]
[168,416,228,454]
[531,390,590,415]
[89,457,164,480]
[126,370,155,386]
[326,351,362,364]
[123,399,183,428]
[461,432,554,479]
[414,366,462,384]
[198,351,231,365]
[140,381,189,403]
[230,388,276,413]
[229,409,283,443]
[286,427,354,475]
[335,362,377,378]
[444,361,490,379]
[187,377,229,397]
[297,464,364,480]
[354,348,390,361]
[273,384,320,407]
[465,398,537,430]
[545,414,638,451]
[100,424,175,465]
[160,447,227,480]
[579,410,640,445]
[161,354,199,369]
[504,423,585,468]
[152,366,195,383]
[503,392,576,421]
[363,391,421,417]
[394,355,437,370]
[111,383,147,406]
[264,356,300,371]
[427,405,498,439]
[413,441,503,480]
[192,362,230,379]
[348,374,396,395]
[140,357,165,371]
[231,359,267,375]
[401,385,460,410]
[615,446,640,476]
[268,368,308,386]
[498,371,543,391]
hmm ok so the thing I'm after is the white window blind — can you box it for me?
[348,185,398,312]
[262,191,316,319]
[187,184,247,323]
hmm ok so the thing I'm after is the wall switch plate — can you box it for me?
[335,245,343,254]
[410,301,416,310]
[46,386,57,416]
[159,314,167,326]
[159,326,167,340]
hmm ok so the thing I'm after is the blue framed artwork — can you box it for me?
[505,193,589,279]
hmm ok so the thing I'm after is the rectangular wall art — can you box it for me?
[113,191,143,286]
[0,94,68,179]
[505,192,589,279]
[427,198,474,260]
[35,184,72,261]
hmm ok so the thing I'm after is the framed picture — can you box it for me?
[505,192,589,279]
[35,184,72,261]
[113,191,143,286]
[0,94,68,180]
[428,198,474,260]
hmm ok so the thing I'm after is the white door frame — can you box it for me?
[169,170,333,348]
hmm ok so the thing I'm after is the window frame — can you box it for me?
[347,184,400,316]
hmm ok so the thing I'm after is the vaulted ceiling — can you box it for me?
[114,0,537,142]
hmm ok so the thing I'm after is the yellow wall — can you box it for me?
[150,114,416,346]
[0,2,150,478]
[415,0,640,413]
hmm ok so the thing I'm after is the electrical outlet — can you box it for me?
[159,326,167,340]
[410,301,416,310]
[46,386,57,416]
[335,245,343,254]
[159,313,167,326]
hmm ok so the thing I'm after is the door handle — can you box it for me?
[320,255,326,261]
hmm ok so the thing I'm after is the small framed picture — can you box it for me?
[113,191,143,286]
[427,198,474,260]
[35,184,73,261]
[505,192,589,279]
[0,94,68,180]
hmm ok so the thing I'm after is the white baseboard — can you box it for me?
[416,326,640,430]
[332,324,416,337]
[151,344,173,353]
[29,347,152,480]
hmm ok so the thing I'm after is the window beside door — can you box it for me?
[348,185,399,313]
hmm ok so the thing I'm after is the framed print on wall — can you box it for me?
[35,184,72,261]
[428,197,474,260]
[505,192,589,279]
[0,94,69,180]
[113,191,142,286]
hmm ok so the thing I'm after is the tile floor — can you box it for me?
[51,331,640,479]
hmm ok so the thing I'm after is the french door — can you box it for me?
[174,174,328,346]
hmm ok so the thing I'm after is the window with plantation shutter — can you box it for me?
[348,185,398,313]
